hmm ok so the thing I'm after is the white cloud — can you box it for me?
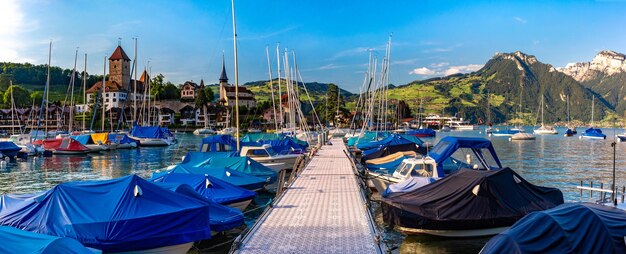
[430,62,449,68]
[409,67,435,75]
[442,64,483,76]
[0,0,39,62]
[513,17,527,24]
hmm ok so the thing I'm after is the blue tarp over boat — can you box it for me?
[70,134,94,145]
[582,127,606,139]
[0,141,21,158]
[108,133,135,144]
[200,156,277,183]
[360,134,425,163]
[155,182,244,232]
[481,203,626,254]
[151,173,256,205]
[182,151,239,167]
[347,131,389,147]
[200,135,237,152]
[0,226,98,254]
[0,175,212,252]
[240,133,283,142]
[427,136,502,177]
[242,136,308,154]
[356,133,420,150]
[153,164,268,191]
[130,125,174,139]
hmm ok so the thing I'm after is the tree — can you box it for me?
[149,74,166,98]
[3,85,31,108]
[204,87,214,102]
[398,100,412,119]
[30,91,43,105]
[162,82,179,100]
[195,89,207,109]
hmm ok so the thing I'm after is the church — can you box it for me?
[218,58,256,108]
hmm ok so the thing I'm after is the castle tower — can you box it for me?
[109,45,131,88]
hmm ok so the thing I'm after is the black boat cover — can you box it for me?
[480,203,626,254]
[382,168,563,230]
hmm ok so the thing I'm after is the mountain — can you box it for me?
[243,79,354,103]
[385,51,610,124]
[557,50,626,113]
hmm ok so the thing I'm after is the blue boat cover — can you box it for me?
[0,226,98,254]
[108,133,135,144]
[200,135,237,152]
[154,164,268,191]
[182,151,239,167]
[382,177,438,197]
[481,203,626,254]
[427,136,502,177]
[365,155,407,173]
[151,173,256,205]
[154,182,244,232]
[356,133,422,150]
[565,128,577,135]
[346,131,389,147]
[0,175,212,252]
[491,129,520,136]
[583,127,606,138]
[70,134,94,145]
[242,136,309,154]
[0,141,21,157]
[200,157,277,183]
[130,125,174,139]
[405,128,436,137]
[241,133,283,142]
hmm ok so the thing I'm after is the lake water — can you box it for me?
[1,127,625,253]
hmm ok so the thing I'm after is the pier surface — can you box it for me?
[233,137,383,253]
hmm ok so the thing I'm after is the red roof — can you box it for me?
[85,80,145,93]
[109,46,130,61]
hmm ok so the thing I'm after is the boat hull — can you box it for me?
[396,225,509,237]
[193,129,216,135]
[111,242,193,254]
[580,135,606,140]
[53,149,90,155]
[533,129,558,135]
[225,199,253,212]
[135,138,175,147]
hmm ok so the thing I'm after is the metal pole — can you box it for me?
[231,0,240,150]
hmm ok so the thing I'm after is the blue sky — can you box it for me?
[2,0,626,92]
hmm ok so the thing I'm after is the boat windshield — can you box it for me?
[412,163,434,177]
[395,162,413,177]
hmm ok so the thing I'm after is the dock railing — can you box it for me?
[577,181,626,204]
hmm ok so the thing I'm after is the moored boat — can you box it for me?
[510,132,536,140]
[130,125,176,146]
[33,137,90,155]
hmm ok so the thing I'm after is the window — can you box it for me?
[106,99,109,102]
[106,93,109,97]
[113,98,117,102]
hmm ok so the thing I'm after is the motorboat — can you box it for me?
[357,134,427,163]
[381,168,564,237]
[156,164,270,192]
[565,126,577,137]
[581,127,606,140]
[0,175,213,253]
[406,128,436,138]
[193,128,217,135]
[480,203,626,254]
[240,144,303,172]
[490,127,521,137]
[367,136,503,194]
[190,155,278,191]
[130,125,176,146]
[0,226,98,254]
[218,127,237,135]
[446,117,477,130]
[107,133,138,149]
[533,125,558,134]
[151,172,256,211]
[0,141,22,160]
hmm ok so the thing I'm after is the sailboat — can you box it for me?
[533,95,558,134]
[406,97,435,137]
[193,106,216,135]
[510,85,535,140]
[580,96,606,140]
[485,91,494,134]
[565,95,577,136]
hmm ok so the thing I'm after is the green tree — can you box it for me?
[149,74,166,98]
[30,91,44,105]
[204,87,214,102]
[3,85,31,107]
[162,82,179,100]
[195,88,207,109]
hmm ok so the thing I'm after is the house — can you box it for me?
[180,80,205,102]
[218,57,256,108]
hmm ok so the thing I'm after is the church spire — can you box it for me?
[219,53,228,83]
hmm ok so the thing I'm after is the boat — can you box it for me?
[151,172,256,211]
[490,127,521,137]
[191,156,278,190]
[240,144,303,171]
[533,96,558,134]
[368,136,503,194]
[155,164,269,192]
[193,128,217,135]
[218,127,237,135]
[0,141,22,160]
[581,96,606,139]
[71,134,108,152]
[129,125,176,146]
[446,117,477,130]
[107,133,138,149]
[565,95,577,136]
[510,132,536,140]
[0,175,213,253]
[0,226,99,254]
[33,137,90,155]
[480,203,626,254]
[407,97,436,137]
[358,134,427,163]
[381,168,564,237]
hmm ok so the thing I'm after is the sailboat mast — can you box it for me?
[133,37,138,124]
[83,54,87,131]
[231,0,241,150]
[10,80,15,135]
[567,95,570,126]
[276,43,283,130]
[266,46,278,131]
[45,41,51,136]
[591,96,595,127]
[68,49,78,133]
[101,56,106,132]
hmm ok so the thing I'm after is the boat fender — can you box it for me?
[579,136,582,140]
[0,161,5,168]
[226,171,231,177]
[472,185,480,196]
[205,175,212,188]
[134,185,143,197]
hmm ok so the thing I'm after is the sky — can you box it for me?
[2,0,626,93]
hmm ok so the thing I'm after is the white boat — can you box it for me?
[533,96,558,134]
[193,128,217,135]
[218,127,237,135]
[84,144,109,152]
[446,117,477,130]
[132,137,176,147]
[240,144,303,172]
[368,157,438,193]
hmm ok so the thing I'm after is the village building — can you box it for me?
[218,59,256,108]
[180,80,205,102]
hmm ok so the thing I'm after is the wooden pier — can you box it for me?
[232,137,384,253]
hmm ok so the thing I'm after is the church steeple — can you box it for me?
[219,54,228,84]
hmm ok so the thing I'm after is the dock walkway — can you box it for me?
[232,137,383,253]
